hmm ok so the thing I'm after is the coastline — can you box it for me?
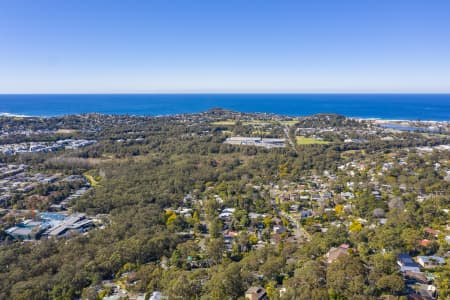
[0,112,33,118]
[1,111,449,124]
[0,93,449,121]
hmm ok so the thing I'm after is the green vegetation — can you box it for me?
[211,120,236,126]
[0,111,448,299]
[296,136,330,145]
[280,120,299,126]
[83,173,100,187]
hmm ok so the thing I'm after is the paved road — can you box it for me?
[280,210,311,242]
[283,125,297,153]
[272,200,310,242]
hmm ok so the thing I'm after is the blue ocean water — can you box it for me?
[0,94,449,120]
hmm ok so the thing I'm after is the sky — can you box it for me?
[0,0,450,93]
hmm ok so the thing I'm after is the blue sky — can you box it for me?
[1,0,450,93]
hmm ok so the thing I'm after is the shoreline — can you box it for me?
[1,93,449,121]
[1,111,450,123]
[0,112,33,118]
[356,118,450,124]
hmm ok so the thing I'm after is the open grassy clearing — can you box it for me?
[83,173,100,187]
[280,120,299,126]
[56,129,79,134]
[341,149,366,157]
[296,136,330,145]
[242,121,275,126]
[211,120,236,126]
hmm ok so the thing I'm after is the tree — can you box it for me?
[260,256,285,280]
[167,271,203,300]
[266,281,280,300]
[376,274,405,295]
[248,233,258,245]
[334,204,344,216]
[368,253,398,283]
[206,238,224,265]
[166,210,177,226]
[192,210,200,224]
[372,208,385,218]
[327,255,368,299]
[349,220,363,232]
[203,263,246,299]
[209,219,222,239]
[264,217,273,229]
[282,261,327,300]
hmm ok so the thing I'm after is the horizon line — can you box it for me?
[1,91,450,95]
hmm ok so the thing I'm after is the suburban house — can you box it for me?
[397,253,421,273]
[416,256,446,269]
[245,286,268,300]
[273,225,287,234]
[326,244,350,263]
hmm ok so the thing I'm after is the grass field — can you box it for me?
[280,120,299,126]
[296,136,330,145]
[56,129,79,134]
[211,120,236,126]
[242,121,274,126]
[84,173,100,187]
[212,120,299,126]
[341,149,366,156]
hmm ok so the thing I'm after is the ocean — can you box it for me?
[0,94,449,121]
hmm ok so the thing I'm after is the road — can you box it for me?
[280,210,311,242]
[271,199,310,242]
[283,124,297,153]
